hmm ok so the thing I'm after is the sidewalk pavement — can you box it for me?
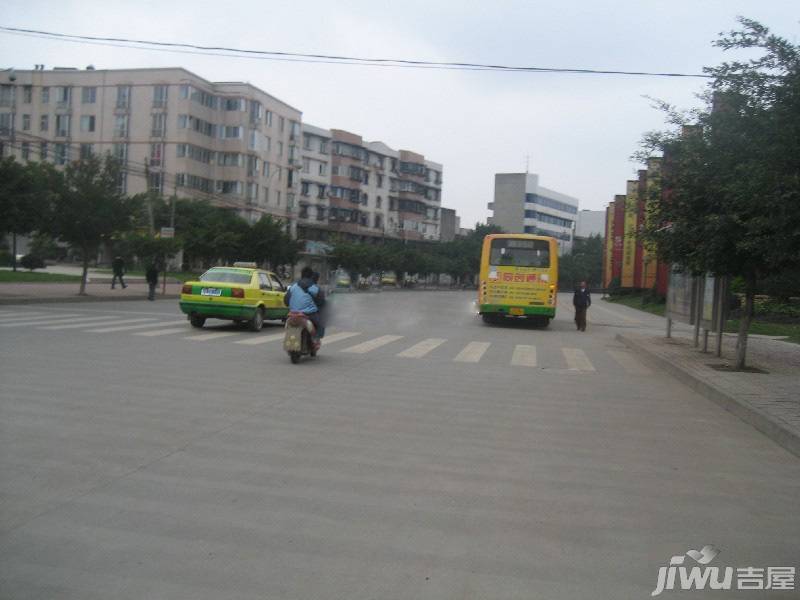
[618,330,800,458]
[0,281,182,304]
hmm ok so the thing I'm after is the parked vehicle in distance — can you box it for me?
[380,271,397,286]
[179,262,288,331]
[334,270,352,288]
[478,234,558,327]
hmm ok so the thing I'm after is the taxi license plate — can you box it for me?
[201,288,222,296]
[510,307,524,316]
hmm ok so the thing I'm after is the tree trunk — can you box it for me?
[12,232,17,272]
[734,274,756,370]
[79,251,90,296]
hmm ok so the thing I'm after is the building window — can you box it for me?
[302,157,310,173]
[21,142,30,160]
[55,86,71,106]
[317,184,326,199]
[114,115,129,137]
[223,97,243,111]
[80,143,94,159]
[279,116,285,132]
[54,143,68,165]
[0,112,13,135]
[41,87,50,104]
[151,113,166,137]
[276,191,281,206]
[0,85,15,107]
[150,143,163,167]
[265,110,272,126]
[263,188,270,204]
[81,87,97,104]
[148,172,163,194]
[23,85,32,103]
[277,141,283,157]
[80,115,95,132]
[39,142,48,160]
[263,161,270,178]
[318,162,326,176]
[319,140,328,154]
[376,196,382,209]
[153,85,168,107]
[377,174,384,188]
[55,114,71,137]
[22,114,30,131]
[116,172,127,194]
[301,181,310,196]
[303,135,311,150]
[222,125,242,139]
[116,85,131,109]
[112,143,128,163]
[216,180,242,195]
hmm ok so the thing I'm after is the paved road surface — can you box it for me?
[1,292,798,599]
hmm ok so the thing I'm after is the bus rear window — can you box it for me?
[489,239,550,268]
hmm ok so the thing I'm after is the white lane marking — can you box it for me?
[88,320,186,333]
[234,332,285,345]
[397,338,446,358]
[341,334,404,354]
[134,327,189,337]
[0,313,80,325]
[562,347,596,371]
[608,350,652,375]
[38,317,121,330]
[185,331,242,342]
[62,317,156,331]
[0,312,50,323]
[318,331,361,345]
[511,345,538,367]
[453,341,491,363]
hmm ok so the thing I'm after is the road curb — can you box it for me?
[616,333,800,459]
[0,294,180,305]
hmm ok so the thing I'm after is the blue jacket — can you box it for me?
[285,278,320,314]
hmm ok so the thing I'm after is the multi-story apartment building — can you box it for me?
[488,173,579,254]
[298,124,443,244]
[0,66,302,225]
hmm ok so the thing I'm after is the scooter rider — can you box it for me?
[284,266,325,338]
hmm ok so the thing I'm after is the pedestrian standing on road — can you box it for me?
[146,262,159,301]
[573,281,591,332]
[111,256,127,289]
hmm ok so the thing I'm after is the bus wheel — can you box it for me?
[482,313,498,324]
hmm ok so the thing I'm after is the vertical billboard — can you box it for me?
[642,158,661,290]
[603,204,614,288]
[612,195,625,283]
[621,180,638,288]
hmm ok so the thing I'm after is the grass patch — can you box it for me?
[725,319,800,344]
[0,270,83,283]
[605,294,666,317]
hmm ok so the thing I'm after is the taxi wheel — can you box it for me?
[249,307,265,332]
[190,315,206,328]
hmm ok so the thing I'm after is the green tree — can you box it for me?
[559,235,604,289]
[640,18,800,368]
[244,215,301,269]
[47,156,141,294]
[0,157,50,271]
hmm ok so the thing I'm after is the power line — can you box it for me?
[0,25,713,78]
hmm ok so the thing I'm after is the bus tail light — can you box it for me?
[231,288,245,298]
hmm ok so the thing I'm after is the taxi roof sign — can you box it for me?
[232,261,258,268]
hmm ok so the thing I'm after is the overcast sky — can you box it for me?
[2,1,798,227]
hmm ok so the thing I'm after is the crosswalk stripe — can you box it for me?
[234,332,285,345]
[319,331,361,345]
[5,315,122,329]
[341,334,404,354]
[454,341,491,363]
[0,313,79,325]
[0,312,50,323]
[608,350,651,375]
[397,337,446,358]
[511,345,538,367]
[39,317,121,330]
[562,347,596,371]
[88,320,186,333]
[185,331,242,342]
[134,327,189,337]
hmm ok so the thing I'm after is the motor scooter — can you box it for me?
[283,311,319,364]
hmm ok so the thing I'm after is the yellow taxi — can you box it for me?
[179,262,289,331]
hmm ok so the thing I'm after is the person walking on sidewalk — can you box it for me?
[146,262,159,301]
[573,281,591,332]
[111,256,127,289]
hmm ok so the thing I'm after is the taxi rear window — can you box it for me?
[200,269,252,284]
